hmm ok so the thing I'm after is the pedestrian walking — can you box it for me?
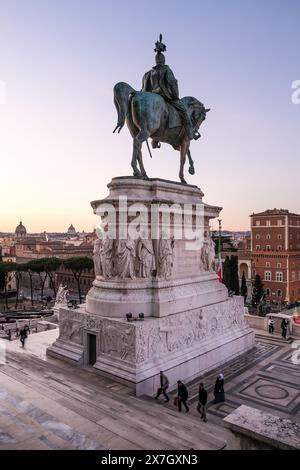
[281,318,288,339]
[196,383,208,422]
[176,380,189,413]
[19,326,28,348]
[155,371,170,402]
[268,317,274,334]
[213,373,225,404]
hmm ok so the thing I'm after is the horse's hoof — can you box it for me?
[180,178,187,185]
[188,166,195,175]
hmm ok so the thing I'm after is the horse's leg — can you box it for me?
[179,140,190,184]
[187,148,195,175]
[131,137,142,177]
[135,130,150,178]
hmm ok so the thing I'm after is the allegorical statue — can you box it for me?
[100,234,114,279]
[55,284,69,306]
[201,231,216,272]
[137,237,156,278]
[115,236,136,280]
[113,35,210,184]
[158,234,175,279]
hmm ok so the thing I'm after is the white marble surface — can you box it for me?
[224,405,300,450]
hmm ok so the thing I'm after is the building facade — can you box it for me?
[250,209,300,304]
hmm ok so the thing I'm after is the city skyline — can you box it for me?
[1,0,299,232]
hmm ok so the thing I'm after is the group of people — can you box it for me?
[154,371,225,423]
[268,316,289,339]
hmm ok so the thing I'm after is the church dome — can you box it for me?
[67,224,76,235]
[15,221,27,237]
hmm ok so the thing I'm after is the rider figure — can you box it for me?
[142,35,200,146]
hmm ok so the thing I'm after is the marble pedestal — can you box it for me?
[47,177,254,395]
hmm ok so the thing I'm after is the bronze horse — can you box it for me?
[113,82,210,184]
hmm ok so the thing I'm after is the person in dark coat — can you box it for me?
[177,380,189,413]
[155,371,170,402]
[19,326,28,348]
[281,319,288,339]
[213,373,225,404]
[196,383,208,422]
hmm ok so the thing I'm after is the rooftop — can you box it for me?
[250,209,300,217]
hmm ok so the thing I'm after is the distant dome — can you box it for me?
[67,224,77,235]
[15,221,27,237]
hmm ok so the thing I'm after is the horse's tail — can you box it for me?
[113,82,135,133]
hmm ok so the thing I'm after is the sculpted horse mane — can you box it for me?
[113,82,210,184]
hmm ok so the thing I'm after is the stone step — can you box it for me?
[2,353,227,450]
[255,333,293,344]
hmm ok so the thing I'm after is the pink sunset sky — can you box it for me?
[1,0,299,233]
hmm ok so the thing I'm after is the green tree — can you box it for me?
[222,256,231,290]
[0,262,17,309]
[29,259,49,304]
[229,255,240,295]
[43,257,62,298]
[14,263,26,309]
[241,271,248,304]
[63,257,93,304]
[24,261,35,307]
[252,274,264,307]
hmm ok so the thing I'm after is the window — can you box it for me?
[277,263,281,268]
[265,271,271,281]
[277,234,282,239]
[266,245,271,251]
[298,270,300,280]
[290,234,293,239]
[277,220,282,226]
[256,245,260,250]
[253,262,256,267]
[266,220,271,226]
[266,234,271,240]
[276,272,283,282]
[266,288,270,295]
[256,234,260,239]
[291,271,296,281]
[277,245,282,251]
[277,289,282,297]
[266,262,270,267]
[255,221,260,226]
[290,244,293,250]
[252,269,256,277]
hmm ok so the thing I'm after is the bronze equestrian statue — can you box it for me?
[113,35,210,184]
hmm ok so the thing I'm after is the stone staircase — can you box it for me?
[254,329,293,344]
[0,349,230,450]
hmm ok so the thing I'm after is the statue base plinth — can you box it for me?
[47,177,255,395]
[47,296,254,396]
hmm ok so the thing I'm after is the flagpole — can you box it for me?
[217,219,222,282]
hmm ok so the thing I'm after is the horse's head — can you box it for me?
[182,97,210,131]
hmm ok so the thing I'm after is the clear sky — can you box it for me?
[0,0,299,233]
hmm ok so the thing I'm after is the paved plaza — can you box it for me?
[0,330,299,450]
